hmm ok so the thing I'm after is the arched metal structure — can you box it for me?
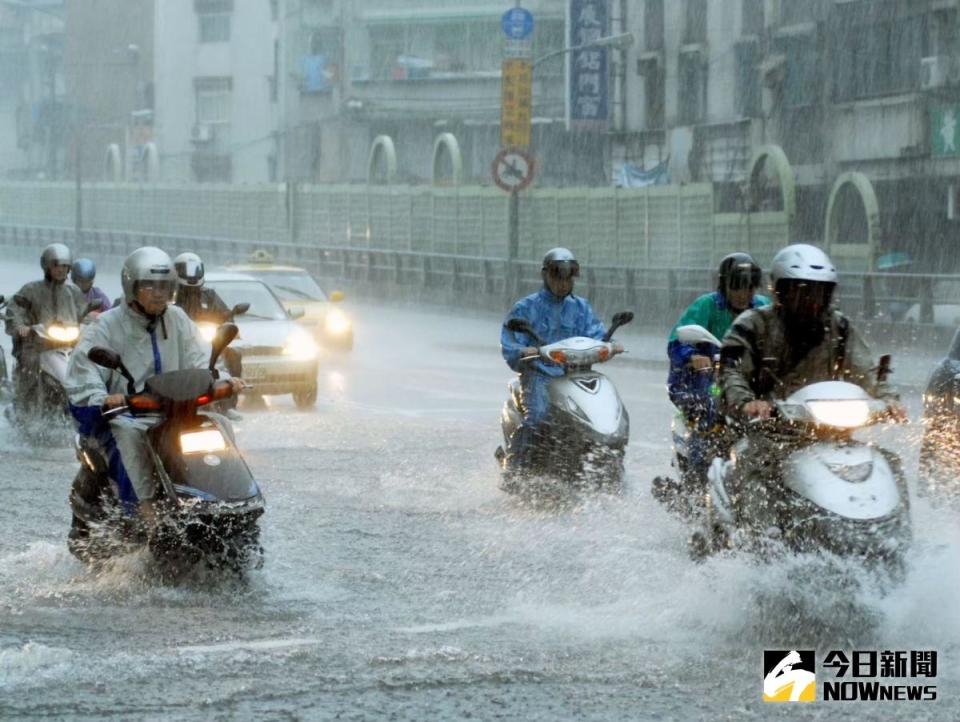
[824,171,880,270]
[104,143,123,182]
[367,135,397,185]
[142,142,159,181]
[746,144,796,223]
[432,132,463,186]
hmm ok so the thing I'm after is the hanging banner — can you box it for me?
[568,0,609,131]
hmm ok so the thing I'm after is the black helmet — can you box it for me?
[717,252,761,296]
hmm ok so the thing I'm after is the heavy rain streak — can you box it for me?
[1,0,960,719]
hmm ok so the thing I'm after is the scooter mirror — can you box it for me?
[88,346,122,370]
[209,322,239,370]
[231,303,250,318]
[878,354,892,383]
[611,311,634,327]
[505,317,545,345]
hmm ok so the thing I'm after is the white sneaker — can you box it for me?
[224,408,243,421]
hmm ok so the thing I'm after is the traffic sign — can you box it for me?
[502,8,534,40]
[501,58,533,149]
[492,148,535,193]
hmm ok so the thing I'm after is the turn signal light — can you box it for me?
[128,394,163,411]
[597,347,610,362]
[549,350,567,363]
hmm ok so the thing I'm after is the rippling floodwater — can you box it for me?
[1,287,958,720]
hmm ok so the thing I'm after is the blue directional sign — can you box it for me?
[502,7,535,40]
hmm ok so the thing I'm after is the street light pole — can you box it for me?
[505,32,635,300]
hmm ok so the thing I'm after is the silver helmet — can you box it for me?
[541,247,580,279]
[120,247,177,304]
[174,252,204,288]
[40,243,72,274]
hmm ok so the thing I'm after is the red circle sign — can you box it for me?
[492,148,535,193]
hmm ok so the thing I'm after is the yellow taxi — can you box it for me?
[227,251,353,351]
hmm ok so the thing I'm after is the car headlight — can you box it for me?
[197,322,218,343]
[48,325,80,342]
[325,309,351,335]
[806,400,871,428]
[283,329,319,360]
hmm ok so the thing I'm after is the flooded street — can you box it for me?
[1,261,957,720]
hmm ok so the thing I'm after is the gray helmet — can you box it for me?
[541,247,580,279]
[40,243,72,274]
[174,251,204,287]
[120,246,177,304]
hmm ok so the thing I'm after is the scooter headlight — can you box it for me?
[48,324,79,342]
[805,400,871,428]
[197,322,218,343]
[180,429,227,454]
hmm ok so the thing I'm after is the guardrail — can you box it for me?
[0,224,956,338]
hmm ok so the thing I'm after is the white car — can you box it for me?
[204,272,320,408]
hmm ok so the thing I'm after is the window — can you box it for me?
[195,77,232,125]
[645,0,664,51]
[644,61,665,128]
[780,0,818,26]
[685,0,707,44]
[196,0,232,43]
[269,0,278,22]
[735,40,760,117]
[776,35,819,108]
[832,3,929,101]
[368,20,502,81]
[742,0,764,37]
[678,51,706,124]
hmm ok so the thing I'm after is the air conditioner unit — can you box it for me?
[921,56,960,89]
[191,123,214,143]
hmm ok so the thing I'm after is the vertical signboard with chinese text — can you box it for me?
[568,0,609,131]
[501,58,534,149]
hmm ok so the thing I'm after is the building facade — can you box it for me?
[0,0,64,180]
[622,0,960,271]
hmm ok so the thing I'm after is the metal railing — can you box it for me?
[0,224,956,335]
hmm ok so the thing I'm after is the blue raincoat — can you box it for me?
[500,288,606,459]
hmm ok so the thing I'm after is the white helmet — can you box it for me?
[770,244,837,285]
[770,244,837,319]
[41,243,72,274]
[174,252,204,287]
[121,247,177,304]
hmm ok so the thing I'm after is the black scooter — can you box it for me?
[68,324,265,572]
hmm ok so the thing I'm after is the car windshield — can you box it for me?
[205,280,287,320]
[245,270,327,302]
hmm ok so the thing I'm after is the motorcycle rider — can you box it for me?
[173,251,242,418]
[64,247,244,531]
[665,253,769,478]
[718,243,903,525]
[6,243,88,415]
[500,247,621,475]
[173,252,230,321]
[70,258,112,313]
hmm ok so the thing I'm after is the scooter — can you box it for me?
[67,323,265,573]
[495,311,633,493]
[7,300,102,434]
[652,325,728,518]
[689,372,911,571]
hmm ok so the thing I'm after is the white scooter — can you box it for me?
[495,312,633,493]
[690,374,911,571]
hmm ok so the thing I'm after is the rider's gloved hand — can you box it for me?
[612,342,624,355]
[886,400,909,423]
[520,346,538,358]
[228,377,246,394]
[103,394,125,409]
[689,354,711,370]
[742,399,773,419]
